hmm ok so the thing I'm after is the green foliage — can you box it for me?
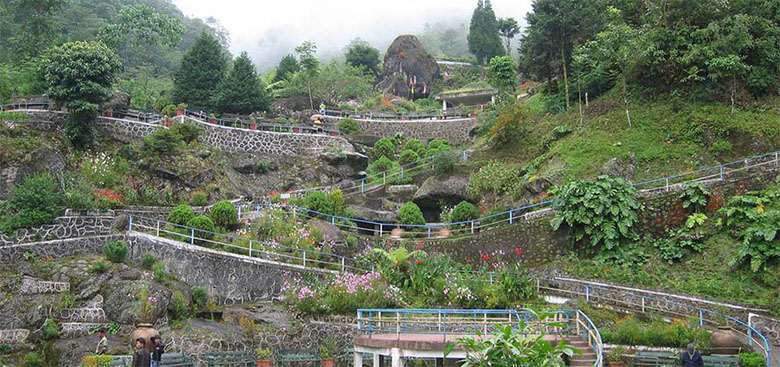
[600,317,711,349]
[41,318,59,340]
[467,0,504,64]
[141,253,157,270]
[191,287,208,309]
[489,103,527,147]
[398,149,420,165]
[551,176,641,253]
[497,18,520,53]
[294,189,348,217]
[98,4,184,65]
[398,202,426,225]
[487,55,516,93]
[655,214,708,263]
[680,183,711,213]
[209,200,238,229]
[281,60,374,107]
[142,128,184,156]
[0,173,64,234]
[450,201,480,223]
[40,41,121,149]
[63,176,97,211]
[345,40,380,75]
[459,323,575,367]
[169,122,203,144]
[168,291,189,320]
[403,139,426,156]
[212,52,269,114]
[719,186,780,272]
[186,215,216,240]
[168,204,195,226]
[102,240,128,263]
[173,31,227,109]
[371,138,396,160]
[337,118,359,135]
[152,262,168,282]
[190,191,208,206]
[88,261,110,274]
[274,54,300,82]
[23,352,44,367]
[739,352,765,367]
[467,161,525,200]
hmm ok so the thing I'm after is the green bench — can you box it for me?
[204,351,255,367]
[702,355,739,366]
[633,351,679,366]
[276,349,320,366]
[107,353,194,367]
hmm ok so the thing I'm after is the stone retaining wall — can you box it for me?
[0,216,115,246]
[323,116,476,145]
[13,111,353,156]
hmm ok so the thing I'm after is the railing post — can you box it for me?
[576,311,581,336]
[249,240,253,257]
[665,178,670,191]
[483,313,488,334]
[699,309,704,327]
[128,215,133,232]
[470,221,475,234]
[302,251,307,267]
[585,286,590,302]
[641,297,645,313]
[747,313,754,347]
[396,312,400,338]
[156,220,160,236]
[361,179,365,193]
[379,224,383,236]
[719,165,725,181]
[237,205,241,219]
[383,172,386,185]
[190,228,194,245]
[341,257,345,272]
[509,210,513,224]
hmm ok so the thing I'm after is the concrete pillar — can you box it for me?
[391,348,402,367]
[442,99,447,111]
[435,358,444,367]
[354,352,363,367]
[373,354,381,367]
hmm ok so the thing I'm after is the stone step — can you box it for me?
[56,308,107,323]
[60,322,108,337]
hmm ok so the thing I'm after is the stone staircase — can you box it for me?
[55,295,109,337]
[567,337,599,367]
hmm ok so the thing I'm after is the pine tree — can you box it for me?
[468,0,504,64]
[212,52,269,114]
[274,54,299,82]
[173,31,227,109]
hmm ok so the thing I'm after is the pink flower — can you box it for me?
[297,287,315,299]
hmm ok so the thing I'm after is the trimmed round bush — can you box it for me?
[168,204,195,226]
[102,240,128,263]
[209,200,238,229]
[399,149,420,165]
[398,202,426,225]
[338,118,360,135]
[403,138,426,156]
[370,156,395,172]
[190,191,208,206]
[371,138,396,159]
[450,201,480,223]
[186,215,215,241]
[426,139,451,156]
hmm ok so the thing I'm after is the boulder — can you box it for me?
[0,146,66,199]
[600,153,637,180]
[105,91,131,112]
[377,35,440,99]
[102,281,171,325]
[308,219,344,243]
[222,304,292,330]
[413,175,472,211]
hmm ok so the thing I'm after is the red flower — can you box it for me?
[480,253,491,262]
[415,240,425,250]
[514,247,524,257]
[415,259,423,265]
[95,189,123,204]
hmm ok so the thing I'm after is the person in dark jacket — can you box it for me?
[151,336,165,367]
[132,338,150,367]
[681,343,704,367]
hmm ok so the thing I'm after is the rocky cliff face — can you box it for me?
[377,35,441,100]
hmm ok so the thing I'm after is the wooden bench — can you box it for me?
[204,351,255,367]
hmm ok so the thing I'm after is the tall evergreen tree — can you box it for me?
[345,40,381,75]
[468,0,504,64]
[211,52,269,114]
[274,54,300,82]
[173,31,227,109]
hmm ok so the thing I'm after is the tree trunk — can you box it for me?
[561,45,570,110]
[623,77,632,128]
[730,77,736,114]
[307,83,314,110]
[577,78,583,127]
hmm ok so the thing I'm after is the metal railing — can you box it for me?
[575,310,604,367]
[127,215,361,273]
[269,149,780,239]
[538,277,772,366]
[320,108,473,121]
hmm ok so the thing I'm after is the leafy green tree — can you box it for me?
[398,202,426,225]
[212,52,269,114]
[468,0,504,64]
[497,17,520,54]
[274,54,299,82]
[98,4,184,66]
[295,41,320,110]
[450,201,480,223]
[173,31,227,109]
[487,55,517,93]
[0,173,64,233]
[5,0,65,60]
[209,200,238,229]
[39,41,121,149]
[345,39,381,75]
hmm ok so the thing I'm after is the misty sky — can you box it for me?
[172,0,533,70]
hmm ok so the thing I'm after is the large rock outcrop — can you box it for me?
[377,35,440,100]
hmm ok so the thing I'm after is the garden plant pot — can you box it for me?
[176,109,185,116]
[130,323,159,353]
[321,358,335,367]
[437,228,451,238]
[256,359,272,367]
[390,227,404,239]
[710,326,743,354]
[249,122,257,130]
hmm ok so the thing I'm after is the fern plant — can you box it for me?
[551,176,642,253]
[679,183,710,212]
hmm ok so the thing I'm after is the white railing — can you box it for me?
[575,310,604,367]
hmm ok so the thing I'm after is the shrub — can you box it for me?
[161,104,177,117]
[141,253,157,269]
[399,149,419,165]
[41,318,59,340]
[186,215,216,241]
[398,202,426,225]
[403,138,426,156]
[190,191,208,206]
[739,352,765,367]
[426,139,450,157]
[102,240,128,263]
[369,155,395,172]
[141,128,183,156]
[81,355,113,367]
[88,261,110,273]
[450,201,480,223]
[433,150,456,175]
[337,118,359,135]
[680,183,710,213]
[168,290,189,320]
[296,189,347,216]
[467,161,525,200]
[489,105,527,146]
[551,176,641,253]
[0,173,64,233]
[152,262,167,281]
[719,187,780,272]
[23,352,44,367]
[63,176,97,211]
[209,200,238,229]
[371,138,396,159]
[192,287,208,309]
[169,122,202,143]
[168,204,195,226]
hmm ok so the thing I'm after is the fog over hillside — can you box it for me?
[172,0,532,69]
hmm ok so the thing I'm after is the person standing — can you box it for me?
[95,329,109,355]
[681,343,704,367]
[151,336,165,367]
[132,338,150,367]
